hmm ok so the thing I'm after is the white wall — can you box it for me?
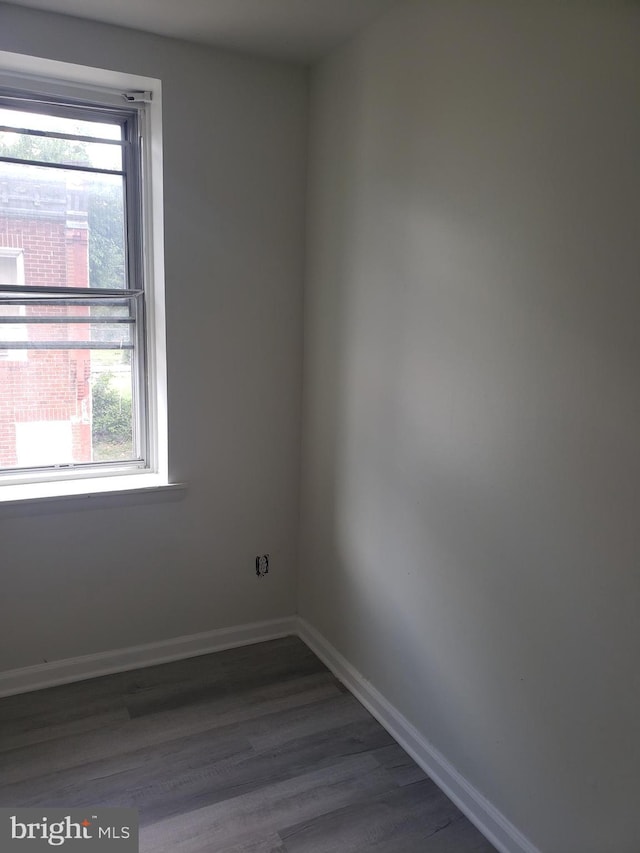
[0,3,307,670]
[299,2,640,851]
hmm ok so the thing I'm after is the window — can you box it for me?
[0,57,167,499]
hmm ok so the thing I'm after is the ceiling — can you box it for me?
[2,0,400,62]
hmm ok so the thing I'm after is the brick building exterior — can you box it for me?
[0,168,91,469]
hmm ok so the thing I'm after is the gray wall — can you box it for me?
[0,3,307,669]
[299,2,640,851]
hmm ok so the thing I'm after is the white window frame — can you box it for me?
[0,51,169,503]
[0,248,27,362]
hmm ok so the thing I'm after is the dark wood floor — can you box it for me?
[0,636,495,852]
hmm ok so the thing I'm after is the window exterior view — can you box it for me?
[0,98,145,480]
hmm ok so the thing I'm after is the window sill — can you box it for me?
[0,475,186,511]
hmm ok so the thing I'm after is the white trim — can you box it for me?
[0,245,25,276]
[0,50,160,103]
[296,617,540,853]
[139,76,168,485]
[0,477,185,507]
[0,617,297,698]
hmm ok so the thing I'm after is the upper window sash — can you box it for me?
[0,94,142,295]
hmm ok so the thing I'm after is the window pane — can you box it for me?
[0,345,135,469]
[0,129,122,171]
[0,107,122,141]
[0,300,134,348]
[0,253,21,285]
[0,160,126,289]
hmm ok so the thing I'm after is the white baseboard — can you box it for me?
[0,616,297,698]
[296,617,540,853]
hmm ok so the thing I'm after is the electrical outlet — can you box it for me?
[255,554,269,577]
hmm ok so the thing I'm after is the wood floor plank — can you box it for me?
[1,674,340,786]
[279,779,487,853]
[0,707,131,752]
[370,742,430,787]
[0,726,253,810]
[129,715,395,826]
[139,754,395,853]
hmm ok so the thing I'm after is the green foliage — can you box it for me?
[0,132,88,165]
[92,372,131,444]
[88,186,125,290]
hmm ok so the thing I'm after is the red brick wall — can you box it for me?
[0,214,91,468]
